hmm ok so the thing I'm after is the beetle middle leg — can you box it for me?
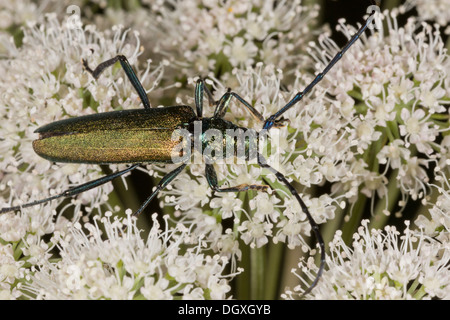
[131,163,187,218]
[82,55,152,109]
[256,153,325,296]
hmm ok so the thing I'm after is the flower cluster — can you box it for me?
[284,220,449,299]
[141,0,320,79]
[401,0,450,28]
[304,9,450,218]
[21,213,235,300]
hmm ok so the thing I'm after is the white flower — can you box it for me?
[224,37,258,67]
[1,0,449,301]
[402,0,450,27]
[285,220,450,300]
[398,157,429,200]
[250,192,281,222]
[238,219,273,248]
[353,117,383,153]
[399,108,438,155]
[141,0,319,78]
[415,192,450,241]
[162,171,212,211]
[0,243,25,298]
[209,191,243,219]
[377,139,411,170]
[23,213,236,299]
[0,212,27,242]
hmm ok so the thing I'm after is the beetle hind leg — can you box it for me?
[205,164,269,193]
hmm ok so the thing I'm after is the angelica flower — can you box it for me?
[285,220,450,300]
[238,219,273,248]
[401,0,450,27]
[415,192,450,242]
[140,0,319,80]
[0,243,26,300]
[22,213,236,300]
[398,107,438,155]
[223,37,258,67]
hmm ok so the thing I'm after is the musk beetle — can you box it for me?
[1,3,380,295]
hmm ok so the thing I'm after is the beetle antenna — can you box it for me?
[263,0,379,131]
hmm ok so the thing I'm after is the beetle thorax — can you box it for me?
[188,118,259,164]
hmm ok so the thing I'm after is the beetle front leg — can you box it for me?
[214,91,287,128]
[195,78,216,117]
[205,163,268,193]
[213,90,264,122]
[82,55,152,109]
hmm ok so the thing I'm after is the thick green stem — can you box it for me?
[235,191,251,299]
[321,202,344,249]
[264,241,284,299]
[235,240,250,299]
[382,0,401,11]
[250,246,265,299]
[369,169,400,230]
[341,190,367,244]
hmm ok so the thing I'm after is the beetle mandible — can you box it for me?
[1,2,380,295]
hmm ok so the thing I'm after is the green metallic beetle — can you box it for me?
[1,4,380,295]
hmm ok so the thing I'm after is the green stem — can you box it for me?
[235,191,250,299]
[381,0,401,11]
[369,169,400,230]
[412,285,427,300]
[264,241,284,300]
[321,201,344,250]
[250,246,265,300]
[235,239,250,300]
[341,189,367,244]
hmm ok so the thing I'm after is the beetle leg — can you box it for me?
[0,164,139,214]
[82,55,152,109]
[131,163,187,218]
[205,163,268,192]
[195,78,216,117]
[257,153,325,296]
[213,90,266,124]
